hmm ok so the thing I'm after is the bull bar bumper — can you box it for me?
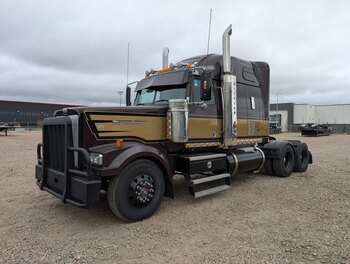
[35,143,101,207]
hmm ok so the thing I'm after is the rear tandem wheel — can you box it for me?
[272,144,295,177]
[263,158,275,175]
[293,143,310,172]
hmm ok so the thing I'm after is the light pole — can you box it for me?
[118,91,123,106]
[276,89,282,127]
[14,110,19,123]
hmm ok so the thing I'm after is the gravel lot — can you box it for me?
[0,131,349,263]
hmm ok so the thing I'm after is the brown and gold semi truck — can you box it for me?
[35,25,312,221]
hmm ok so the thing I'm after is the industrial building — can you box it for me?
[1,100,349,133]
[270,103,350,133]
[0,100,80,128]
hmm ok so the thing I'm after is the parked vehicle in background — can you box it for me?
[0,122,20,136]
[269,123,282,134]
[300,123,332,136]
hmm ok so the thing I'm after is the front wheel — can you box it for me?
[108,159,165,222]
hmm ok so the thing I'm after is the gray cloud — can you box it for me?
[0,0,349,106]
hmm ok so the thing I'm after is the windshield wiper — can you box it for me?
[155,99,169,103]
[136,103,145,106]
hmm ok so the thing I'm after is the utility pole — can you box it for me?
[126,43,130,87]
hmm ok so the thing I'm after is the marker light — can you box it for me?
[157,67,172,74]
[115,139,124,148]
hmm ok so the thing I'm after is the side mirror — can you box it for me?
[126,86,131,106]
[200,70,212,101]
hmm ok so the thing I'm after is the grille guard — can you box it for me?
[36,116,100,207]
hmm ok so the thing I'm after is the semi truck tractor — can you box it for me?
[35,25,312,222]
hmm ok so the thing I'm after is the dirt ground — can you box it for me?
[0,131,349,263]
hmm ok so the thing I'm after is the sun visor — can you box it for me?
[135,69,191,91]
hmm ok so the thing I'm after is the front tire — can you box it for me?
[108,159,165,222]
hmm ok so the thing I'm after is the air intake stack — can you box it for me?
[222,24,237,148]
[162,47,169,69]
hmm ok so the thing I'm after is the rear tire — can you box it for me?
[108,159,165,222]
[263,158,275,175]
[273,144,295,177]
[293,143,309,172]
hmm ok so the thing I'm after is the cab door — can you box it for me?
[188,78,222,142]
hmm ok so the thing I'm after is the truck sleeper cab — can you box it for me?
[35,25,312,222]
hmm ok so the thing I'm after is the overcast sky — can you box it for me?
[0,0,349,106]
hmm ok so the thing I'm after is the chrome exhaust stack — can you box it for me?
[162,47,169,69]
[222,24,237,148]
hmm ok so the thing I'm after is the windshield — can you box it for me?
[134,86,187,105]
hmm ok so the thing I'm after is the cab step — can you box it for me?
[190,172,230,185]
[175,152,230,198]
[191,185,231,198]
[189,173,231,198]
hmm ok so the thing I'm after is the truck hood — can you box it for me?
[62,105,170,144]
[55,105,169,117]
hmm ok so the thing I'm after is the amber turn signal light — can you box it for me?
[115,139,124,148]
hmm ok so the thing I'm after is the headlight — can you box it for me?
[90,153,103,165]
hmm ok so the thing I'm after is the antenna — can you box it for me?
[126,43,130,86]
[206,9,213,68]
[125,43,132,106]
